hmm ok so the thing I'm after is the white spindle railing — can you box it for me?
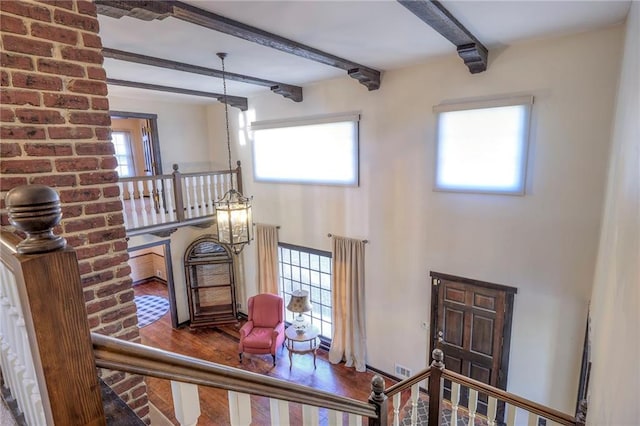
[171,381,200,426]
[0,260,46,426]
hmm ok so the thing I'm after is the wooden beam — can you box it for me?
[102,47,303,102]
[397,0,488,73]
[94,0,381,90]
[106,78,248,111]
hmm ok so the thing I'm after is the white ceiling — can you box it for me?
[99,0,631,104]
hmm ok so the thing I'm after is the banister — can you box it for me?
[442,369,577,425]
[383,367,432,398]
[91,332,378,419]
[118,173,173,182]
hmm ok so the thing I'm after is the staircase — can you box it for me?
[0,185,587,426]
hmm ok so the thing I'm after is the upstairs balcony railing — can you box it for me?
[0,184,588,426]
[117,162,243,236]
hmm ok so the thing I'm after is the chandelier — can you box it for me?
[214,52,253,255]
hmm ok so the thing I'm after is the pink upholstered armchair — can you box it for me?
[238,293,285,366]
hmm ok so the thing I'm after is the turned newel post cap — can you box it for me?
[6,184,66,254]
[432,348,445,368]
[172,163,179,172]
[369,375,386,404]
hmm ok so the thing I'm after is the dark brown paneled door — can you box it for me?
[429,272,517,415]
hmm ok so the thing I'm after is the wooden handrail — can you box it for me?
[91,333,378,419]
[383,367,432,398]
[118,173,172,182]
[442,370,577,425]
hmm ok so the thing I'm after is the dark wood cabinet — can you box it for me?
[184,236,238,328]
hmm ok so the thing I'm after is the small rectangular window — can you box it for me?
[251,112,359,186]
[433,96,533,195]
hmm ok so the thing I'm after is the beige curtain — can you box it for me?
[256,224,279,294]
[328,235,367,372]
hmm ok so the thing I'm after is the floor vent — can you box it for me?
[395,363,412,378]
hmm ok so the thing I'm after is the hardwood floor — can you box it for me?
[132,280,398,425]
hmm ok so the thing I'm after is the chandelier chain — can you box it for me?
[219,53,234,188]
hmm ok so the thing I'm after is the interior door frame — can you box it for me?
[429,271,517,392]
[128,239,178,328]
[109,110,163,176]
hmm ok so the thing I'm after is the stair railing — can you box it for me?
[384,349,586,426]
[92,332,381,425]
[117,161,244,235]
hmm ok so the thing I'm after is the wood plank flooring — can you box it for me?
[133,280,398,425]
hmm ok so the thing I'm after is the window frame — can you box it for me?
[250,112,360,186]
[277,242,333,342]
[433,95,534,195]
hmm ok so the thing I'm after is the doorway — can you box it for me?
[110,110,163,177]
[429,271,517,416]
[129,240,178,328]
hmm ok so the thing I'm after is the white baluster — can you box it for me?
[527,412,539,426]
[487,396,498,426]
[327,409,343,426]
[205,174,215,215]
[117,182,128,229]
[184,177,193,219]
[198,175,206,216]
[269,398,290,425]
[127,181,139,228]
[450,382,461,426]
[164,178,176,222]
[213,174,221,201]
[506,404,517,426]
[347,413,360,426]
[137,180,149,226]
[228,391,251,426]
[171,381,200,426]
[410,383,419,426]
[392,392,401,426]
[145,180,158,224]
[302,404,319,425]
[468,388,478,425]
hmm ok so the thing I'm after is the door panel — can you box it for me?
[444,307,464,347]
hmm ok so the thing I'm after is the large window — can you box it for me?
[251,112,359,186]
[433,95,533,195]
[111,130,135,177]
[278,243,332,339]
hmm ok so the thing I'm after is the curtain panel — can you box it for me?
[256,224,279,294]
[328,235,367,372]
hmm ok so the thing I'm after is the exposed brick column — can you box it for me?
[0,0,148,421]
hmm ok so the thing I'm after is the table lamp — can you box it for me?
[286,290,312,334]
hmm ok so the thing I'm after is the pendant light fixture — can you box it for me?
[214,52,253,254]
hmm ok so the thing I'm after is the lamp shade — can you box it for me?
[286,290,312,313]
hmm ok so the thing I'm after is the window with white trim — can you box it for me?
[251,112,359,186]
[278,243,332,340]
[434,96,533,195]
[111,130,135,177]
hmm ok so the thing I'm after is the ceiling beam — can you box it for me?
[397,0,488,73]
[94,0,381,90]
[102,48,303,102]
[106,78,248,111]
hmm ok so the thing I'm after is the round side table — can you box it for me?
[285,325,319,370]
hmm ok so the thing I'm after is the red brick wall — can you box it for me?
[0,0,148,420]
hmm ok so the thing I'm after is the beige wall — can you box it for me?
[236,25,624,413]
[108,96,216,173]
[588,3,640,424]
